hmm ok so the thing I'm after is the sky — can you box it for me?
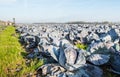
[0,0,120,23]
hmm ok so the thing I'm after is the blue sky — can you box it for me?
[0,0,120,23]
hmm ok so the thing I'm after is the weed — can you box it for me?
[76,43,88,50]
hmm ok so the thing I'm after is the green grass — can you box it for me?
[0,26,43,77]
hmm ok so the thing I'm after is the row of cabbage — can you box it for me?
[16,23,120,77]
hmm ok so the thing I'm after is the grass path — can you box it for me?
[0,26,43,77]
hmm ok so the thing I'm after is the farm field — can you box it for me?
[15,23,120,77]
[0,24,120,77]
